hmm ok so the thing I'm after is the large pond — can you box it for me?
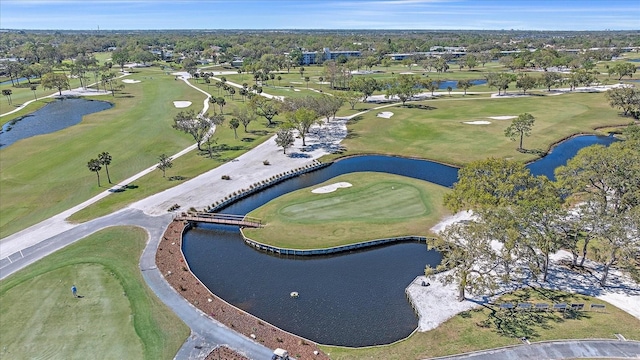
[183,134,617,347]
[0,98,113,149]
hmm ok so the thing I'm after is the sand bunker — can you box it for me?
[122,79,141,84]
[311,182,352,194]
[463,121,491,125]
[488,116,517,120]
[173,101,192,108]
[377,111,394,119]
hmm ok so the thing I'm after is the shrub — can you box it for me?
[221,175,231,180]
[263,159,270,165]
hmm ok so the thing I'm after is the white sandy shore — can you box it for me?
[407,211,640,332]
[311,182,352,194]
[377,111,394,119]
[173,101,192,108]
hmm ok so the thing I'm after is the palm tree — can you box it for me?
[30,85,38,100]
[87,159,102,187]
[216,97,226,113]
[305,76,310,89]
[229,118,240,139]
[2,89,12,105]
[157,154,173,178]
[98,151,113,183]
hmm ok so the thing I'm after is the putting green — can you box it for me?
[245,172,450,249]
[280,181,427,222]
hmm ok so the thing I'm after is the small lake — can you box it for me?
[183,134,618,346]
[0,77,34,86]
[438,79,486,89]
[0,98,113,149]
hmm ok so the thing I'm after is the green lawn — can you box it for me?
[0,68,203,238]
[0,226,189,360]
[321,288,640,360]
[244,172,450,248]
[324,91,624,166]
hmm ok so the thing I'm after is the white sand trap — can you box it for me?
[293,89,301,92]
[488,115,517,120]
[311,182,352,194]
[377,111,394,119]
[122,79,141,84]
[173,101,192,108]
[463,121,491,125]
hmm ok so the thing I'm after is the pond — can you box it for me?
[0,98,113,149]
[438,79,487,90]
[182,134,618,347]
[184,225,440,347]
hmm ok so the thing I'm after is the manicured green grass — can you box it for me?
[244,172,450,248]
[0,68,203,238]
[324,91,622,166]
[321,288,640,360]
[0,226,189,360]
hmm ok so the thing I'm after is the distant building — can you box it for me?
[323,48,361,61]
[301,51,317,65]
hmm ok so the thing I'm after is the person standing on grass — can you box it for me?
[71,285,77,298]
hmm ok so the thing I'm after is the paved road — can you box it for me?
[428,339,640,360]
[0,208,275,360]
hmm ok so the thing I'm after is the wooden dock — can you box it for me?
[176,212,263,228]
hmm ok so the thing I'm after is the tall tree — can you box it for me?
[350,77,379,102]
[515,74,538,94]
[426,221,498,302]
[504,113,535,151]
[275,128,294,154]
[172,110,212,151]
[287,107,319,146]
[605,87,640,118]
[30,85,38,100]
[156,154,173,178]
[555,141,640,285]
[2,89,12,105]
[539,72,563,92]
[609,62,637,80]
[456,79,473,95]
[41,72,69,96]
[385,74,421,105]
[444,158,537,213]
[249,96,279,126]
[98,151,113,184]
[233,106,257,132]
[229,118,240,139]
[87,159,102,187]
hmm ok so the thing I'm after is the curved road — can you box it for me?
[428,339,640,360]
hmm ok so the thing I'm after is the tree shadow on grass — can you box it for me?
[347,115,364,125]
[403,104,437,111]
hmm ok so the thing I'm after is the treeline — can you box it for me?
[2,29,640,65]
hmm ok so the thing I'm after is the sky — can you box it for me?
[0,0,638,31]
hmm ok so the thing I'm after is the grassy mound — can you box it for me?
[0,226,189,360]
[244,172,450,249]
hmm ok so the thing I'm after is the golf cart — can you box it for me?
[272,348,289,359]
